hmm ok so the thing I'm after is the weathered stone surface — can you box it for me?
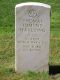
[15,2,51,72]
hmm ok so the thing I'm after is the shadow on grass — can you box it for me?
[49,65,60,75]
[5,65,60,75]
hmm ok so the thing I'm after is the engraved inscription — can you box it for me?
[17,8,47,52]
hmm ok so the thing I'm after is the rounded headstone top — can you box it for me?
[15,2,51,9]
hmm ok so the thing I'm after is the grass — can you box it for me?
[0,0,60,80]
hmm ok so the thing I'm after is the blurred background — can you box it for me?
[0,0,60,80]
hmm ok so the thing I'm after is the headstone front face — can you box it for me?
[15,2,51,72]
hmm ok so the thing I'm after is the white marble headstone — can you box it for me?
[15,2,51,72]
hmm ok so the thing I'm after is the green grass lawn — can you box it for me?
[0,0,60,80]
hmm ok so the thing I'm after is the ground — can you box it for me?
[0,0,60,80]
